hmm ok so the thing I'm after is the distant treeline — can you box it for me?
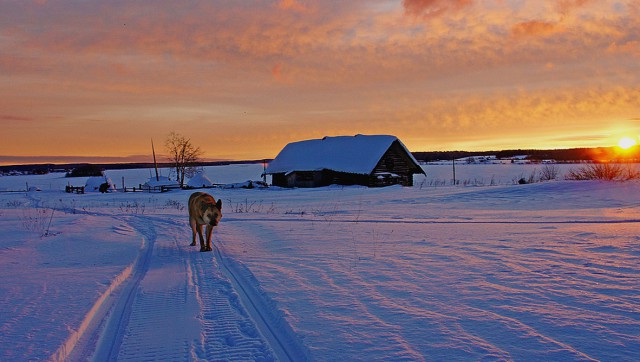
[413,146,638,163]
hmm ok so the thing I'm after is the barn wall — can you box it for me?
[372,141,422,186]
[272,173,287,187]
[329,171,369,186]
[272,171,370,187]
[286,171,323,188]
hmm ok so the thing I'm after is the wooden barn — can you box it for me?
[265,134,425,188]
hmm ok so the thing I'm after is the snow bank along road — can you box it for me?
[1,178,639,361]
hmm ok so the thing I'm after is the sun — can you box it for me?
[618,136,637,150]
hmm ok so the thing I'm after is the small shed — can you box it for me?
[265,134,425,188]
[85,175,116,193]
[141,176,180,192]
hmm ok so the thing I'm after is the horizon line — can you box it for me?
[0,145,627,167]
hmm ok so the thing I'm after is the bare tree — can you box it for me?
[165,132,203,187]
[567,163,640,181]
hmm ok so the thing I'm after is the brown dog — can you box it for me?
[188,192,222,252]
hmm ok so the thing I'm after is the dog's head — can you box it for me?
[201,199,222,227]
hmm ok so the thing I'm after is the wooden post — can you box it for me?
[452,156,456,185]
[263,159,267,183]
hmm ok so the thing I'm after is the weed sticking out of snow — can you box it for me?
[164,199,185,211]
[118,201,146,214]
[20,206,55,237]
[225,198,278,214]
[6,200,23,208]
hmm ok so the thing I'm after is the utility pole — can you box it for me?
[151,138,160,181]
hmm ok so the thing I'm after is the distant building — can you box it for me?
[141,175,180,192]
[457,155,498,164]
[265,134,425,188]
[85,174,116,192]
[187,171,214,188]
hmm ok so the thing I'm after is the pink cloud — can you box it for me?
[1,115,33,122]
[276,0,310,13]
[271,62,289,83]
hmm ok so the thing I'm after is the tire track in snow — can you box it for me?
[215,241,310,362]
[152,215,307,361]
[110,216,204,361]
[88,216,159,361]
[190,249,276,361]
[54,215,155,361]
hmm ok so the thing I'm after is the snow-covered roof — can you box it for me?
[265,134,421,175]
[143,176,179,188]
[187,172,213,188]
[85,176,116,192]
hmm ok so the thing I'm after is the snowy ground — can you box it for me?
[1,164,639,361]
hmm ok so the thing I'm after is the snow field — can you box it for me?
[1,164,639,361]
[216,186,640,360]
[0,210,141,361]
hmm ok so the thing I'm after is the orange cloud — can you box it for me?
[607,40,640,56]
[556,0,592,16]
[2,1,629,88]
[511,20,559,37]
[403,0,473,18]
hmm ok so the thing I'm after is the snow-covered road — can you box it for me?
[65,213,306,361]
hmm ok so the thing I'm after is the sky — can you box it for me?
[1,0,639,164]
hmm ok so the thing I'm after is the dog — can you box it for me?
[188,192,222,252]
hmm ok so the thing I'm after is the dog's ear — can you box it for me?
[216,199,222,210]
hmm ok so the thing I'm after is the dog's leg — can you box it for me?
[197,225,206,252]
[189,218,197,246]
[204,224,213,251]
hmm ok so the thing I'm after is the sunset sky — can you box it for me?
[1,0,639,164]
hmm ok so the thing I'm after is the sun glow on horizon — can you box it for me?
[618,136,638,150]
